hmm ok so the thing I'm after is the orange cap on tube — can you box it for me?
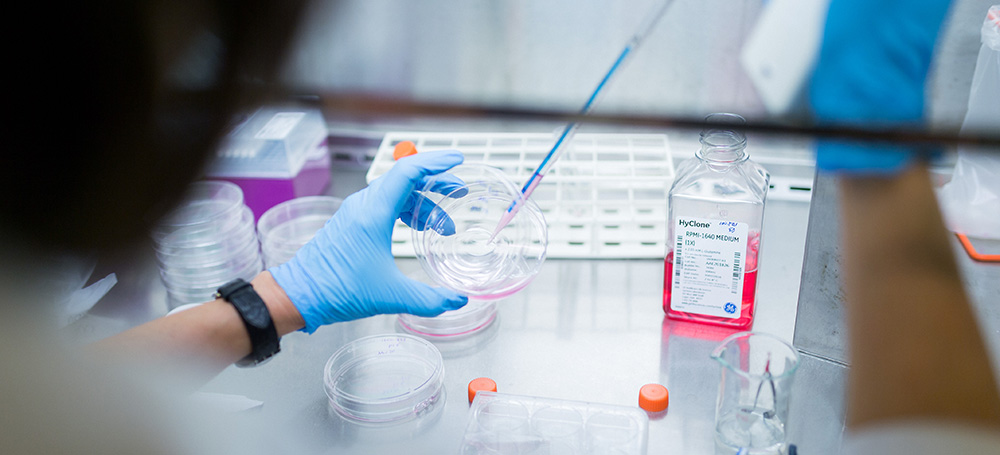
[468,377,497,404]
[638,383,669,412]
[393,141,418,160]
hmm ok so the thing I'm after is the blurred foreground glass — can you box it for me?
[711,332,799,455]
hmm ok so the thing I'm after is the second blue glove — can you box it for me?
[809,0,952,174]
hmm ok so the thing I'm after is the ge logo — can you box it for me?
[724,302,737,314]
[728,227,736,233]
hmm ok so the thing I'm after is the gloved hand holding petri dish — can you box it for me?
[409,164,548,301]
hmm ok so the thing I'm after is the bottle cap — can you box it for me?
[638,383,669,412]
[468,377,497,404]
[393,141,418,160]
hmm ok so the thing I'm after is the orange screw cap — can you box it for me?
[393,140,418,161]
[468,377,497,404]
[638,383,669,412]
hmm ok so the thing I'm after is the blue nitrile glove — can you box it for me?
[270,150,469,333]
[809,0,952,174]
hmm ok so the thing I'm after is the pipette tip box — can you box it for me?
[205,107,332,220]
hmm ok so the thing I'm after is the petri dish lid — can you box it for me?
[151,181,245,241]
[409,164,548,300]
[324,334,445,425]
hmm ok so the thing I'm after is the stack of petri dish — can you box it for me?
[256,196,342,269]
[151,181,262,306]
[401,164,548,338]
[324,334,445,425]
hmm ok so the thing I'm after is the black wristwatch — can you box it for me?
[215,279,280,367]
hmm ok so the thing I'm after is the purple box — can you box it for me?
[212,151,331,222]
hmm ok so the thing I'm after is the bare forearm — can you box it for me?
[89,272,304,388]
[839,163,1000,428]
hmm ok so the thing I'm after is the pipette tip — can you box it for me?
[487,209,517,243]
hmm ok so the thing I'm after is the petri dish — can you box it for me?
[155,205,256,254]
[151,181,246,245]
[163,262,262,303]
[151,185,263,301]
[157,229,260,272]
[410,164,548,300]
[160,254,262,289]
[166,284,221,306]
[397,299,497,338]
[324,334,445,425]
[258,196,342,248]
[155,218,255,259]
[154,210,247,248]
[261,246,298,269]
[153,206,257,272]
[258,196,342,268]
[157,237,259,279]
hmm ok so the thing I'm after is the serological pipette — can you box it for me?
[489,0,675,241]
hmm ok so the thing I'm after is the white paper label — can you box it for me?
[255,112,305,140]
[670,217,748,318]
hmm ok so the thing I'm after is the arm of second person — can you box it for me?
[838,163,1000,429]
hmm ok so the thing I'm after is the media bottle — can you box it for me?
[664,113,769,329]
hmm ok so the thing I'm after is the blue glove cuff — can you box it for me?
[815,140,942,175]
[816,141,915,175]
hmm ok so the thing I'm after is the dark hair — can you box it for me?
[3,1,307,254]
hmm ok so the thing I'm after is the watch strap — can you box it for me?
[215,279,280,367]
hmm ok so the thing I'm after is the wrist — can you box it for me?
[268,260,341,334]
[252,271,305,336]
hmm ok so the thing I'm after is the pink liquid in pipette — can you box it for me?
[489,176,543,242]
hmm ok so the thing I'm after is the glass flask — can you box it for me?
[711,332,799,455]
[663,113,769,329]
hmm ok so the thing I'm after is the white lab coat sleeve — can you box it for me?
[841,419,1000,455]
